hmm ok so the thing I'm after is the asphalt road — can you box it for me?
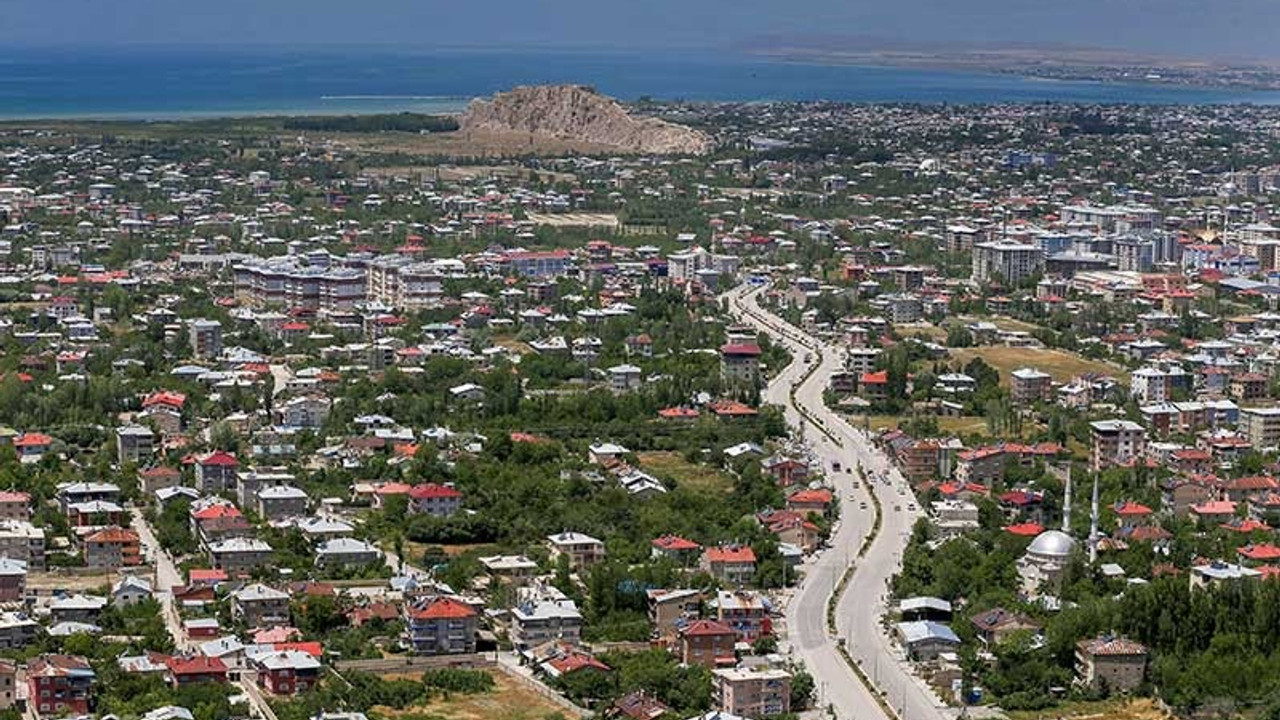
[728,286,952,720]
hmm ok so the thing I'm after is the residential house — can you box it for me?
[111,576,153,607]
[27,655,94,717]
[404,596,478,655]
[0,559,25,602]
[701,545,757,586]
[680,619,737,669]
[207,538,273,573]
[194,451,239,494]
[315,538,382,569]
[712,668,791,718]
[256,485,308,520]
[1075,636,1147,692]
[84,526,141,569]
[717,590,771,642]
[231,584,291,628]
[407,483,462,517]
[970,608,1042,646]
[164,655,229,687]
[1090,420,1146,471]
[646,588,702,638]
[546,532,606,570]
[116,424,155,465]
[250,649,321,695]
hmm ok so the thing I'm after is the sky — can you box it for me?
[3,0,1279,61]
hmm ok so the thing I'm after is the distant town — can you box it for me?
[0,95,1279,720]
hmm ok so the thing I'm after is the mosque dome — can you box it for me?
[1027,530,1077,559]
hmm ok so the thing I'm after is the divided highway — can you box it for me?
[727,286,952,720]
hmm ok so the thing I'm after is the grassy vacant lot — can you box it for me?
[866,415,990,435]
[638,450,734,493]
[374,671,568,720]
[1006,697,1167,720]
[948,347,1122,386]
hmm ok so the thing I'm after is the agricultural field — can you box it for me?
[948,346,1122,386]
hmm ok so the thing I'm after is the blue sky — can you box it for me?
[4,0,1277,61]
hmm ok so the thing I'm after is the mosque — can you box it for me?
[1018,469,1096,598]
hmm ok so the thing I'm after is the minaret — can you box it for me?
[1089,472,1100,564]
[1062,464,1072,534]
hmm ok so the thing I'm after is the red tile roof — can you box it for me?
[1239,543,1280,561]
[652,535,701,552]
[408,483,463,500]
[680,619,735,637]
[408,597,476,620]
[1004,522,1045,537]
[197,450,239,467]
[165,655,227,676]
[705,545,756,564]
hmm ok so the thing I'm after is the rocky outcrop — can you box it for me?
[461,85,713,155]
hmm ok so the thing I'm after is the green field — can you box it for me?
[638,450,734,493]
[948,346,1122,386]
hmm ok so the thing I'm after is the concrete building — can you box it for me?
[404,596,478,655]
[116,424,155,465]
[27,655,94,717]
[972,241,1043,285]
[188,319,223,359]
[546,532,605,570]
[1089,420,1146,471]
[1011,368,1053,405]
[719,342,762,383]
[712,668,791,718]
[1242,406,1280,451]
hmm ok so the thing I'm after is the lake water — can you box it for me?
[3,47,1280,119]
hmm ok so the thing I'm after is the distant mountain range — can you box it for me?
[738,35,1280,89]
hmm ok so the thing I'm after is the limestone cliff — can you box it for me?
[461,85,713,155]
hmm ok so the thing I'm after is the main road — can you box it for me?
[727,284,952,720]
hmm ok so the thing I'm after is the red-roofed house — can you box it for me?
[139,466,182,495]
[28,655,94,717]
[194,451,239,494]
[545,650,611,678]
[1112,501,1154,526]
[407,483,462,517]
[786,488,833,516]
[719,343,761,382]
[651,535,702,565]
[404,597,478,655]
[1004,522,1045,537]
[680,619,737,669]
[761,456,809,487]
[371,482,412,509]
[1192,500,1238,524]
[701,545,757,585]
[13,433,52,462]
[707,400,758,418]
[1238,543,1280,563]
[84,527,142,569]
[0,491,30,522]
[858,370,889,400]
[165,655,228,687]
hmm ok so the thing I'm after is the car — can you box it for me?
[907,503,917,511]
[860,502,868,510]
[893,505,902,512]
